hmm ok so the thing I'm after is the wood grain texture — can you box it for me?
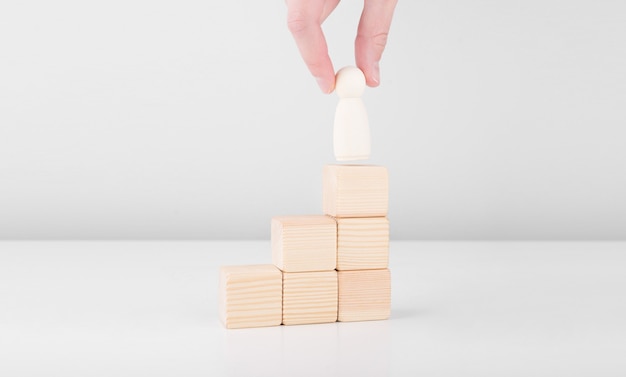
[219,265,282,329]
[338,269,391,322]
[337,217,389,270]
[283,271,338,325]
[272,215,337,272]
[323,165,388,218]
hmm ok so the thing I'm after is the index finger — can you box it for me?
[286,0,336,93]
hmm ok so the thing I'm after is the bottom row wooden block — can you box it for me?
[219,265,283,329]
[338,269,391,322]
[283,271,338,325]
[219,265,390,329]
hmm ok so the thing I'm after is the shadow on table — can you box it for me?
[222,320,391,377]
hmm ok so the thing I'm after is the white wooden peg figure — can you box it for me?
[333,66,371,161]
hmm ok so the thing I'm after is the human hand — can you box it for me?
[286,0,398,93]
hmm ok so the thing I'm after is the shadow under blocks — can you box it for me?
[219,164,390,329]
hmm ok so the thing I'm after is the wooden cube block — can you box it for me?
[323,165,388,218]
[337,217,389,270]
[338,269,391,322]
[272,215,337,272]
[283,271,338,325]
[219,265,282,329]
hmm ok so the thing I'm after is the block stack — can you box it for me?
[219,165,390,329]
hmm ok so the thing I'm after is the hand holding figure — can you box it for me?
[286,0,398,93]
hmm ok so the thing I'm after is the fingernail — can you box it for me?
[316,77,333,94]
[372,62,380,86]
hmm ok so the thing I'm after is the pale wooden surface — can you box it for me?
[271,215,337,272]
[282,271,338,325]
[323,165,388,218]
[337,217,389,271]
[338,269,391,322]
[219,265,282,329]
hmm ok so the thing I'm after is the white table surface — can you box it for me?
[1,241,625,376]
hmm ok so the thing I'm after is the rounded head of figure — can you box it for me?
[335,66,366,98]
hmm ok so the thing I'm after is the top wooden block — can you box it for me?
[323,165,388,218]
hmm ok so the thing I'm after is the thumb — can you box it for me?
[355,0,397,87]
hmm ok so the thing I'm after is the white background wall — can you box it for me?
[1,0,625,240]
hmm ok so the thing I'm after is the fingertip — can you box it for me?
[366,78,380,88]
[358,62,380,87]
[368,62,381,87]
[316,76,335,94]
[328,79,336,94]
